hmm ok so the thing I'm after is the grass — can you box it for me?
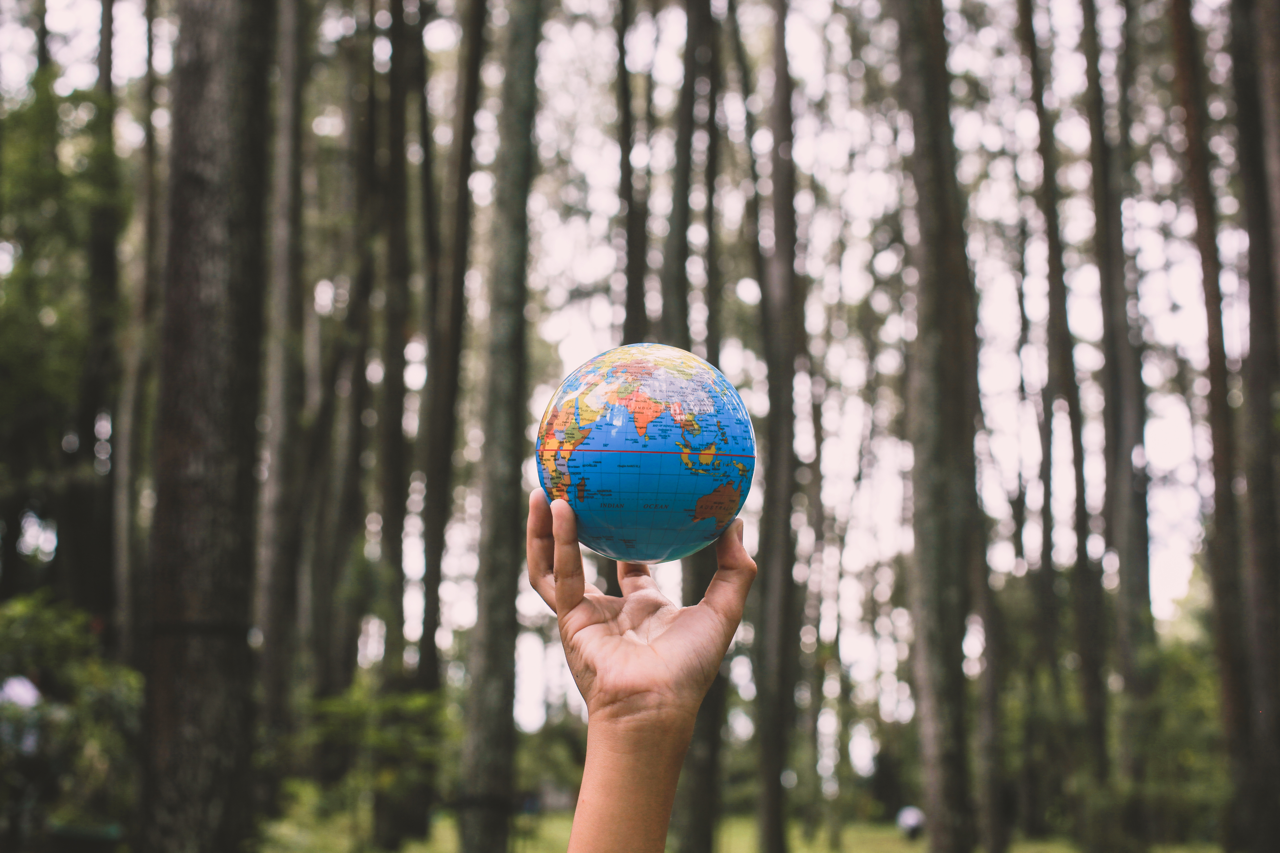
[262,783,1220,853]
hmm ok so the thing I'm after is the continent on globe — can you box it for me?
[534,343,756,564]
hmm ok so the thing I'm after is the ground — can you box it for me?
[261,782,1220,853]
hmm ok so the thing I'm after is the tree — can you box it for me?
[306,12,380,785]
[60,0,120,636]
[659,0,709,352]
[378,0,412,685]
[617,0,648,348]
[1081,0,1158,838]
[457,0,542,849]
[257,0,310,815]
[1169,0,1255,848]
[673,14,726,853]
[1232,0,1280,845]
[1016,0,1110,827]
[417,0,488,695]
[114,0,164,666]
[371,0,422,841]
[1258,0,1280,321]
[140,0,276,849]
[893,0,978,850]
[756,1,801,851]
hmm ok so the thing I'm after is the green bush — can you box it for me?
[0,594,142,845]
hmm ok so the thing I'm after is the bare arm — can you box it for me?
[525,491,757,853]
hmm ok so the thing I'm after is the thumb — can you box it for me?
[701,519,757,629]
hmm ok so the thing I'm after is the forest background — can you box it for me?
[1,0,1278,851]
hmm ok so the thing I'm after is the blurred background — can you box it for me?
[1,0,1277,851]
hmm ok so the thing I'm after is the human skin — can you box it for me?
[525,491,758,853]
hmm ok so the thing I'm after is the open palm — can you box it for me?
[526,490,757,724]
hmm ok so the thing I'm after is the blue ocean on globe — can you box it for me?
[535,343,756,564]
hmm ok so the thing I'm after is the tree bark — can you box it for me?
[63,0,120,635]
[659,0,709,352]
[1081,0,1158,839]
[415,0,445,691]
[1017,233,1062,839]
[673,29,725,851]
[457,0,542,849]
[618,0,648,348]
[417,0,442,360]
[727,0,767,295]
[257,0,310,816]
[1017,3,1111,832]
[1232,0,1280,846]
[140,0,276,849]
[756,2,800,852]
[115,0,160,666]
[378,0,411,685]
[306,17,380,786]
[893,1,977,850]
[1169,1,1254,848]
[416,0,488,693]
[372,0,424,844]
[1257,0,1280,354]
[974,558,1007,853]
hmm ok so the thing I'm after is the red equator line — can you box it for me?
[536,447,755,460]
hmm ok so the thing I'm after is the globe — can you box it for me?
[535,343,756,564]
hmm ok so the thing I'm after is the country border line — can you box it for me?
[536,447,755,460]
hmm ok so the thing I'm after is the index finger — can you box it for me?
[550,499,586,617]
[526,490,557,611]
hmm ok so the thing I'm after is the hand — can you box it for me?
[525,489,758,853]
[525,490,758,727]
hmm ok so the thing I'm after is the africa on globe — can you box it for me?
[535,343,756,564]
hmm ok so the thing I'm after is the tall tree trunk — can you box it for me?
[306,16,380,787]
[379,0,411,683]
[974,555,1006,853]
[373,0,423,842]
[140,0,276,849]
[606,0,638,596]
[618,0,648,348]
[415,0,445,693]
[893,1,977,850]
[674,27,725,851]
[756,3,800,852]
[64,0,120,633]
[1082,0,1158,840]
[132,0,164,667]
[659,0,708,351]
[1016,0,1110,826]
[1233,0,1280,846]
[115,0,162,666]
[1017,233,1062,839]
[257,0,309,816]
[1169,1,1254,848]
[726,0,767,295]
[1257,0,1280,350]
[457,0,541,849]
[416,0,488,693]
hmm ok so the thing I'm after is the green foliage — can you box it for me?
[306,679,446,801]
[1142,604,1230,845]
[0,594,142,838]
[514,712,587,806]
[0,65,99,517]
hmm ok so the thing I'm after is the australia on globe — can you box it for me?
[535,343,756,564]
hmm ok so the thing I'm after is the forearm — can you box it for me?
[568,712,695,853]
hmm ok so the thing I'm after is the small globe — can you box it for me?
[535,343,756,564]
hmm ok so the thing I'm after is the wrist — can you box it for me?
[568,710,695,853]
[586,707,697,759]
